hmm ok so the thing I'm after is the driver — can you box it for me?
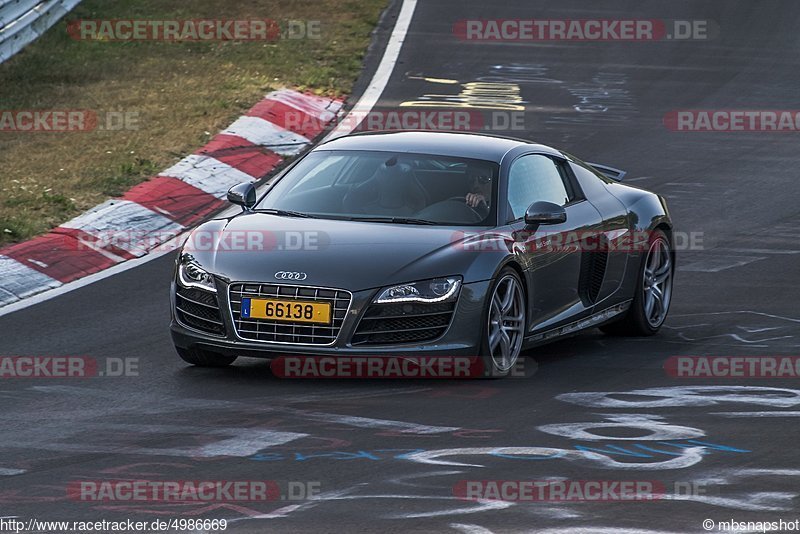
[465,164,493,209]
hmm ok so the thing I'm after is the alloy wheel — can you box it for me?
[642,237,673,328]
[488,274,526,372]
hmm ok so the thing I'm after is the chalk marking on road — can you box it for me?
[556,386,800,409]
[676,468,800,511]
[279,407,459,434]
[697,468,800,483]
[678,255,766,272]
[6,423,307,458]
[670,310,800,323]
[387,470,463,488]
[283,387,432,404]
[711,411,800,417]
[0,468,25,476]
[665,491,796,512]
[661,311,800,348]
[449,523,495,534]
[314,494,513,519]
[529,507,584,519]
[536,529,685,534]
[677,332,792,346]
[232,486,363,522]
[537,414,705,442]
[404,446,705,470]
[728,248,800,255]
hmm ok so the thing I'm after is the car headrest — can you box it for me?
[374,162,413,209]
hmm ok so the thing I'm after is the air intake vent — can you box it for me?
[175,287,226,336]
[352,301,456,345]
[578,235,609,305]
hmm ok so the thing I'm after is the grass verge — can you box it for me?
[0,0,386,246]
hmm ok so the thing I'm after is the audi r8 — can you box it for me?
[170,131,674,376]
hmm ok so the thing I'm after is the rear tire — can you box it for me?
[600,228,673,336]
[480,267,527,378]
[175,346,237,367]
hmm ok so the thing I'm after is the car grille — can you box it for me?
[175,286,226,336]
[229,283,351,345]
[351,301,456,346]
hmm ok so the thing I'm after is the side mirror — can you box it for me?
[227,182,257,211]
[524,201,567,226]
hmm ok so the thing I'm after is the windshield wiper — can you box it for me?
[252,208,316,219]
[347,216,438,225]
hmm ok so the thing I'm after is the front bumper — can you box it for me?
[170,279,490,358]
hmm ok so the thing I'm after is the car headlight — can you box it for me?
[177,254,217,293]
[374,276,462,304]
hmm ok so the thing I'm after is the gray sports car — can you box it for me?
[170,131,674,377]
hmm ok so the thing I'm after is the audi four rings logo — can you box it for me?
[275,271,308,281]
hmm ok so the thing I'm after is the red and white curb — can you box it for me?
[0,89,343,307]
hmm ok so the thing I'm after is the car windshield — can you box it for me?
[255,150,498,226]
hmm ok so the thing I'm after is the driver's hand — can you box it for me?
[466,193,486,208]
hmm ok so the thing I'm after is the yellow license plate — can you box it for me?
[241,297,331,324]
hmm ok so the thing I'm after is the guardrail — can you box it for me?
[0,0,81,64]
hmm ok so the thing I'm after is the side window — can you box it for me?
[507,155,572,220]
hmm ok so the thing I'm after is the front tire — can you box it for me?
[480,268,527,377]
[175,346,237,367]
[601,228,673,336]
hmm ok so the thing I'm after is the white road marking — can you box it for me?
[323,0,419,140]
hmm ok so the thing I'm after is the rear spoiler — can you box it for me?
[588,162,627,182]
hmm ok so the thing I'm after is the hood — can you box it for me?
[183,213,510,291]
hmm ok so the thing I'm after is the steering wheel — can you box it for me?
[446,196,489,220]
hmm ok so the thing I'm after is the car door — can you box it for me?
[503,153,605,332]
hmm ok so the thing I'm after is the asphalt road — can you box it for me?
[2,1,800,532]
